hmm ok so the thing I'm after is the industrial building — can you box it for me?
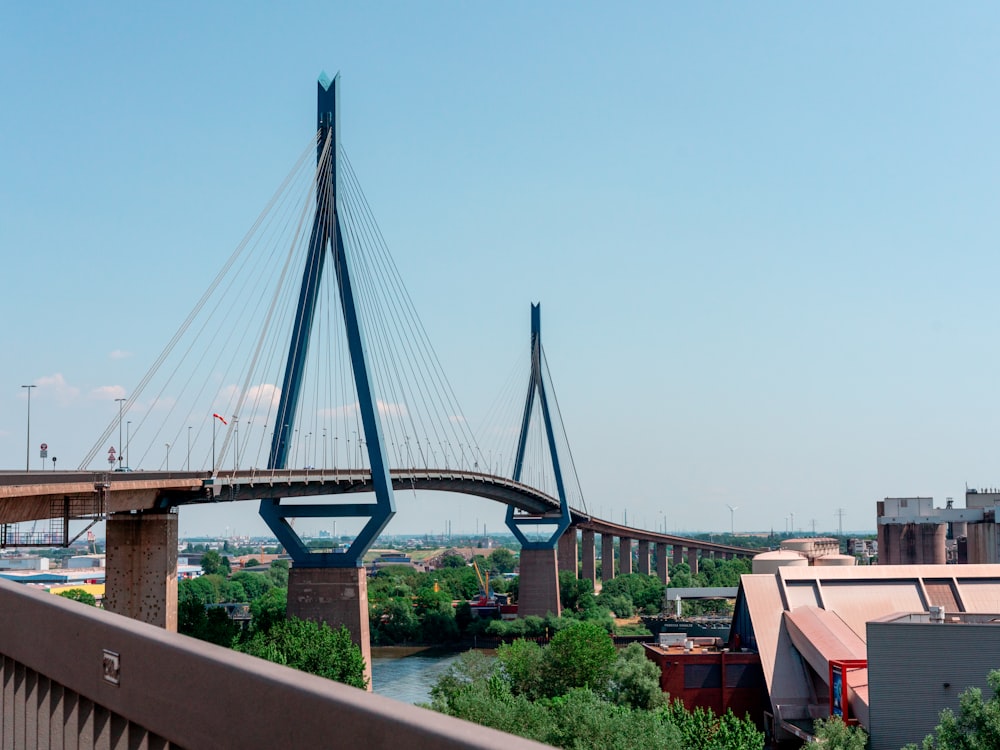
[727,563,1000,744]
[877,490,1000,564]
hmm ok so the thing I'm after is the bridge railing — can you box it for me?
[0,579,548,750]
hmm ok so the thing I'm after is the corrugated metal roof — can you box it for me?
[784,607,869,726]
[737,563,1000,727]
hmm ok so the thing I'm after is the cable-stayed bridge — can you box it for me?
[1,74,758,675]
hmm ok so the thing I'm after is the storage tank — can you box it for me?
[752,549,808,574]
[813,553,856,567]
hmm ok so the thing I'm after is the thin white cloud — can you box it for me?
[448,414,466,424]
[377,400,408,418]
[317,402,354,419]
[109,350,132,360]
[36,374,81,405]
[90,384,126,401]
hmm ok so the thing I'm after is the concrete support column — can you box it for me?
[558,528,578,577]
[601,533,616,583]
[637,540,651,575]
[673,545,683,566]
[287,566,373,690]
[687,547,699,576]
[655,542,670,586]
[581,529,596,587]
[105,511,178,631]
[619,538,633,576]
[517,548,561,619]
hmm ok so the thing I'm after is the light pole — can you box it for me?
[187,426,192,470]
[126,420,132,469]
[726,505,739,535]
[114,397,126,469]
[165,443,171,471]
[20,384,36,471]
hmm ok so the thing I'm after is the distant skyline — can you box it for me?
[4,4,1000,538]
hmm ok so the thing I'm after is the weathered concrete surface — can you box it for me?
[287,566,373,689]
[105,512,178,631]
[558,529,578,577]
[619,537,633,576]
[517,548,561,619]
[602,532,616,582]
[637,539,650,575]
[581,529,596,587]
[656,542,670,585]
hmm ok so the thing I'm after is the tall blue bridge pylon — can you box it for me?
[506,303,572,549]
[259,73,395,567]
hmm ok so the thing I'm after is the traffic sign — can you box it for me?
[40,443,47,451]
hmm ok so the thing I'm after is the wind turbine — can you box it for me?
[726,504,739,535]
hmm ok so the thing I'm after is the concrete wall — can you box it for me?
[0,578,549,750]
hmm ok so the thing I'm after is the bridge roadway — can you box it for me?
[0,469,755,558]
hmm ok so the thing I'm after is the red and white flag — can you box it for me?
[213,413,228,425]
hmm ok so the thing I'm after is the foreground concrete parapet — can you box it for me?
[105,511,178,631]
[0,578,551,750]
[287,566,373,689]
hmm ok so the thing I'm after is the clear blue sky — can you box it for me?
[3,3,1000,538]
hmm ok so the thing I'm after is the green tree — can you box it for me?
[200,550,223,575]
[496,638,546,699]
[604,643,666,710]
[236,618,367,689]
[559,571,596,614]
[371,596,420,645]
[57,588,96,606]
[660,700,765,750]
[905,670,1000,750]
[813,716,868,750]
[268,559,289,588]
[439,553,467,569]
[249,587,287,633]
[597,573,665,615]
[542,621,617,697]
[487,548,517,575]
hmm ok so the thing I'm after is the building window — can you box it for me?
[684,664,722,689]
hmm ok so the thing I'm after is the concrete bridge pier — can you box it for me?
[655,542,670,586]
[517,548,561,618]
[601,533,616,583]
[581,529,596,587]
[672,545,684,566]
[287,566,373,689]
[105,511,178,631]
[637,540,650,575]
[558,528,578,577]
[687,547,699,575]
[619,538,633,576]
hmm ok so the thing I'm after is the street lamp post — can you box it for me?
[165,443,171,472]
[187,426,192,470]
[126,421,131,469]
[20,384,36,471]
[114,397,126,469]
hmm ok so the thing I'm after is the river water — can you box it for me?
[371,647,463,705]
